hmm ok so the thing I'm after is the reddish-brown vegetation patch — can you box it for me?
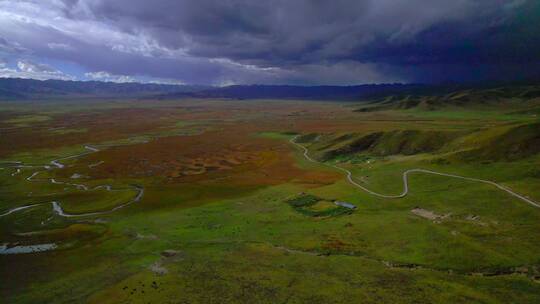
[0,107,189,157]
[82,124,339,189]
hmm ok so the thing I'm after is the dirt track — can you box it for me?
[290,135,540,208]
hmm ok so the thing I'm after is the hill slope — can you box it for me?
[303,123,540,163]
[355,85,540,112]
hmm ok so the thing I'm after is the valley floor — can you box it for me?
[1,98,539,303]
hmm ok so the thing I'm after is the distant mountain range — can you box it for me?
[0,78,208,100]
[1,78,539,104]
[0,78,447,101]
[154,84,443,100]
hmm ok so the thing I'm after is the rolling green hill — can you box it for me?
[355,85,540,112]
[303,123,540,164]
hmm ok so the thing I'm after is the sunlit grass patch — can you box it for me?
[256,131,296,139]
[3,115,51,127]
[48,128,88,135]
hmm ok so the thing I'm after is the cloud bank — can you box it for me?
[0,0,538,84]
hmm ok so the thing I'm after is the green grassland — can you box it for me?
[1,98,540,303]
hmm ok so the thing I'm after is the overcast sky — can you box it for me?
[0,0,538,85]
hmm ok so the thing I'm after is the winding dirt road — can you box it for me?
[290,135,540,208]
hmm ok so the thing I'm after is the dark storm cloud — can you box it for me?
[0,0,538,84]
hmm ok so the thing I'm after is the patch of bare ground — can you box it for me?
[149,262,168,276]
[161,250,181,258]
[465,214,488,226]
[469,265,540,281]
[411,207,451,223]
[147,249,184,276]
[136,233,159,240]
[273,245,320,256]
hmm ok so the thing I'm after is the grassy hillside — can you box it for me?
[320,130,466,160]
[299,122,540,165]
[454,123,540,161]
[355,85,540,112]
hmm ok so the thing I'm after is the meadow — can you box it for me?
[1,98,539,303]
